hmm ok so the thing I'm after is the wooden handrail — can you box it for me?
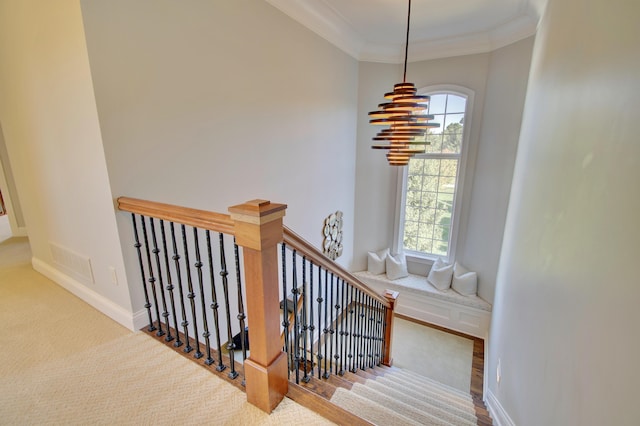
[280,296,304,347]
[117,197,235,235]
[283,227,391,308]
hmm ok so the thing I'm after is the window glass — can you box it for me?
[401,92,468,259]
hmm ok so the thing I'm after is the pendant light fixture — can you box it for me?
[369,0,439,166]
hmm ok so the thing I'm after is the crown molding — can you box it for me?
[265,0,365,59]
[265,0,540,63]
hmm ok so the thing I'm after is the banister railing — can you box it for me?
[117,196,397,414]
[283,228,391,308]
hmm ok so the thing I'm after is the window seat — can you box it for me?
[353,271,492,338]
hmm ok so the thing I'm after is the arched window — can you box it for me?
[395,86,473,262]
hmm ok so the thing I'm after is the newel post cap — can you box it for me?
[228,200,287,251]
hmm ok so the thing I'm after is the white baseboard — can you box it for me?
[132,308,151,330]
[486,388,516,426]
[32,257,137,331]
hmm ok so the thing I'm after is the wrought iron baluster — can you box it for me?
[332,275,340,375]
[280,243,290,378]
[140,216,163,335]
[328,273,335,377]
[339,279,347,375]
[378,302,384,365]
[382,305,389,366]
[193,228,212,364]
[358,289,365,370]
[182,225,202,359]
[316,266,323,379]
[301,256,310,383]
[233,238,247,386]
[160,220,180,346]
[219,233,238,379]
[170,222,191,352]
[291,250,300,384]
[131,214,154,332]
[366,295,374,368]
[206,230,225,371]
[149,218,170,339]
[348,284,355,373]
[322,269,329,379]
[309,261,316,379]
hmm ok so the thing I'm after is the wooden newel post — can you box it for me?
[229,199,288,413]
[382,289,399,367]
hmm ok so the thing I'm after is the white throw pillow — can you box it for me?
[427,258,454,290]
[367,248,389,275]
[386,253,409,280]
[452,262,478,296]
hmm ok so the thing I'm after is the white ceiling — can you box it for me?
[265,0,547,63]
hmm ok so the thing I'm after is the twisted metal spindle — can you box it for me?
[338,280,349,376]
[233,238,247,385]
[322,269,329,379]
[348,284,355,372]
[291,250,300,384]
[357,289,365,370]
[308,261,315,379]
[219,233,238,379]
[316,265,323,379]
[141,216,163,336]
[193,228,212,364]
[301,256,310,383]
[149,219,171,341]
[366,295,374,367]
[206,230,225,371]
[182,225,202,359]
[160,220,180,345]
[280,243,290,378]
[131,214,154,332]
[170,222,191,352]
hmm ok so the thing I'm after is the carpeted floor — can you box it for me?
[0,239,333,425]
[391,317,473,392]
[0,236,475,424]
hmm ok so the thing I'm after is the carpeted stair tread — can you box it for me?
[364,379,477,425]
[330,387,424,426]
[378,371,473,404]
[348,382,458,426]
[388,369,472,398]
[374,376,475,412]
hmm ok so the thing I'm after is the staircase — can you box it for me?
[289,363,491,426]
[119,196,492,424]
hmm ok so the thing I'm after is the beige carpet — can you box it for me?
[0,240,333,425]
[330,369,477,426]
[0,236,31,268]
[391,317,473,392]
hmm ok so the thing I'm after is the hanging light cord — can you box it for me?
[403,0,412,83]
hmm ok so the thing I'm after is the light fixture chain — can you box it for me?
[403,0,411,83]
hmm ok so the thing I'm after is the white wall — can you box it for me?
[0,1,132,321]
[354,40,533,303]
[488,0,640,424]
[80,0,359,312]
[460,37,534,303]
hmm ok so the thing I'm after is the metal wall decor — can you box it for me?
[322,211,343,260]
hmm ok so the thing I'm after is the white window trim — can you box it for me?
[392,84,475,265]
